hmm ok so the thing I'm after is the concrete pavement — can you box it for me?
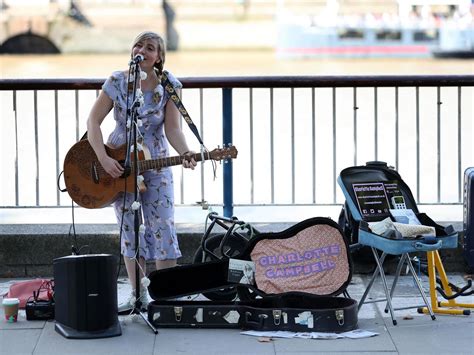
[1,274,473,355]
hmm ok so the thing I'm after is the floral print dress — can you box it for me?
[102,70,182,261]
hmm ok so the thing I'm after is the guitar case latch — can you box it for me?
[174,306,183,322]
[335,309,345,326]
[272,310,282,325]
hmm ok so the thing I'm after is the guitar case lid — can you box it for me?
[238,217,352,297]
[148,217,352,300]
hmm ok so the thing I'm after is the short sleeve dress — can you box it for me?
[101,70,182,261]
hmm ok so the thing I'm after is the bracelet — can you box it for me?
[181,151,190,156]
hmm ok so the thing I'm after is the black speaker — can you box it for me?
[53,254,121,339]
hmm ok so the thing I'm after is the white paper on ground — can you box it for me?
[240,329,378,339]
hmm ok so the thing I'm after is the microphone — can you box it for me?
[129,54,144,65]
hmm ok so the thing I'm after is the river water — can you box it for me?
[0,52,473,224]
[1,51,473,78]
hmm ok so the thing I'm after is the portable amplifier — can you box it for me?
[26,300,55,320]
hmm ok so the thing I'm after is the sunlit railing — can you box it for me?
[0,75,473,219]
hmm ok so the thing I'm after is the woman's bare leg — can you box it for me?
[124,256,146,290]
[155,259,177,270]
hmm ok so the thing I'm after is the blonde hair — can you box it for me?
[131,31,166,76]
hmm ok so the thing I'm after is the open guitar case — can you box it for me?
[147,217,358,332]
[337,161,458,254]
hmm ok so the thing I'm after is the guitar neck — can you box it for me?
[139,152,206,172]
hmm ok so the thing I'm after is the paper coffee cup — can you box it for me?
[3,298,20,323]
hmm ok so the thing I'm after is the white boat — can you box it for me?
[276,0,473,58]
[432,16,474,58]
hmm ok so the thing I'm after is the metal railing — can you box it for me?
[0,75,473,219]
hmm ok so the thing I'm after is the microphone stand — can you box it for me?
[126,60,158,334]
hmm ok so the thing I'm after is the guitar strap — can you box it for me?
[162,71,217,182]
[162,71,204,146]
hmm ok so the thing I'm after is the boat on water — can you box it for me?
[432,17,474,58]
[276,0,473,59]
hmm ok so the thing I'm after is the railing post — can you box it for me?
[222,88,233,217]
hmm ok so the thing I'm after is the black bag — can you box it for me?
[464,167,474,273]
[147,217,358,332]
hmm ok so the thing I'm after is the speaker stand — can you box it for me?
[130,304,158,334]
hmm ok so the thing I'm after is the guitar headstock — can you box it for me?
[209,145,238,161]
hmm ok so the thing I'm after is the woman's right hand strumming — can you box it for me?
[99,155,124,178]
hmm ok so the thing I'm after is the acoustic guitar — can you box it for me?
[63,139,238,209]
